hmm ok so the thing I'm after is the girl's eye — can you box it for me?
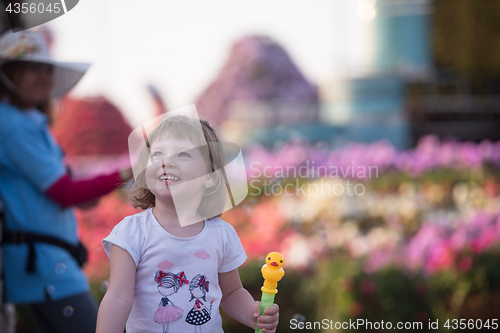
[151,151,163,158]
[178,152,190,157]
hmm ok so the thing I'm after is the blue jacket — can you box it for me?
[0,99,88,304]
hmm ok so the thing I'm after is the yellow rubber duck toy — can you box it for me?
[261,252,285,294]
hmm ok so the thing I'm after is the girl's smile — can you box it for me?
[159,173,181,183]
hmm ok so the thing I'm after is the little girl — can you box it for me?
[96,113,279,333]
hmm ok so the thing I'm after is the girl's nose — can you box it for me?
[161,157,177,169]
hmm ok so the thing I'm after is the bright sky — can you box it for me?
[49,0,369,127]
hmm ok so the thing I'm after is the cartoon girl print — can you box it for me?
[185,274,214,332]
[153,270,189,333]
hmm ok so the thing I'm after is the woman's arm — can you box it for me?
[2,119,131,207]
[96,244,136,333]
[45,169,132,208]
[219,269,279,333]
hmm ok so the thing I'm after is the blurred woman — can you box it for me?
[0,30,132,333]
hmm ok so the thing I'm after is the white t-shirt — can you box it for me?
[102,208,247,333]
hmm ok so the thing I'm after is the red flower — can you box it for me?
[360,279,376,295]
[458,256,473,273]
[349,302,363,317]
[340,278,355,292]
[425,242,455,274]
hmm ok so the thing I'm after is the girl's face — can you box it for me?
[191,287,204,299]
[15,62,53,106]
[145,136,212,202]
[158,285,175,297]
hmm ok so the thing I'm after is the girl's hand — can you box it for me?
[252,302,279,333]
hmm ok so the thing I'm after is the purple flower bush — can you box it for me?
[365,211,500,275]
[245,134,500,180]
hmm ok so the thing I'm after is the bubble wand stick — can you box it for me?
[255,252,285,333]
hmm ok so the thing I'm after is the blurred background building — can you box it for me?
[199,0,500,150]
[323,0,432,149]
[1,0,499,151]
[330,0,500,148]
[195,35,325,147]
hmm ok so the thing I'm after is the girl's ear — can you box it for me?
[205,175,216,189]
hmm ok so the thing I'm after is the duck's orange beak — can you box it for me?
[270,262,278,266]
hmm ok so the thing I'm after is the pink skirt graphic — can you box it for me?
[153,304,183,324]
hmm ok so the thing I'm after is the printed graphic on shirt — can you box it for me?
[193,249,211,260]
[186,274,214,332]
[157,260,174,270]
[153,270,189,333]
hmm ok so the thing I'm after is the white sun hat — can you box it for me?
[0,29,90,99]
